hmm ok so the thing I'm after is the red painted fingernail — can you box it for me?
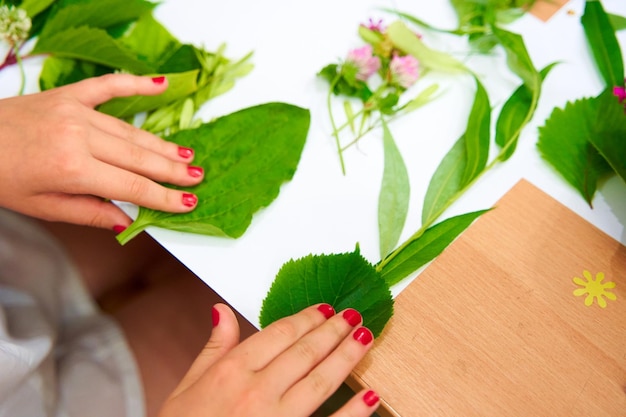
[182,193,198,207]
[353,327,373,345]
[178,146,194,159]
[151,76,166,84]
[317,303,335,319]
[112,225,127,235]
[363,390,380,407]
[342,308,362,326]
[188,166,203,178]
[212,306,220,327]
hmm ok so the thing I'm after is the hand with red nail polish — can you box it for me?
[159,303,380,417]
[0,73,204,231]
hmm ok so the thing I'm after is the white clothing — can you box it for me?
[0,209,144,417]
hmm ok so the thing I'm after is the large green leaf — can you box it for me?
[97,70,199,117]
[379,210,488,287]
[386,21,468,74]
[587,89,626,183]
[495,63,557,161]
[118,13,183,70]
[378,119,410,259]
[537,92,614,206]
[581,0,624,87]
[32,25,155,73]
[116,103,311,244]
[461,76,491,185]
[19,0,56,17]
[259,249,394,338]
[421,135,467,226]
[39,0,155,37]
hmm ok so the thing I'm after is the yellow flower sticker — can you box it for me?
[573,270,617,308]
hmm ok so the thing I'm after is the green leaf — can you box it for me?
[386,21,468,74]
[97,70,199,118]
[379,210,489,287]
[492,26,539,91]
[259,249,394,338]
[495,63,557,161]
[581,0,625,87]
[32,25,155,73]
[40,0,155,37]
[19,0,55,17]
[400,83,439,113]
[422,135,467,226]
[117,103,311,244]
[608,13,626,31]
[378,119,410,259]
[39,56,110,90]
[587,88,626,183]
[118,13,182,70]
[537,92,614,206]
[461,76,491,185]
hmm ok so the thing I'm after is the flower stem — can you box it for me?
[327,76,347,175]
[14,44,26,95]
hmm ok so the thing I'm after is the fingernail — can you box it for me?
[353,327,373,345]
[212,306,220,327]
[182,193,198,207]
[188,166,203,178]
[178,146,194,159]
[317,303,335,319]
[151,76,166,84]
[342,308,362,327]
[112,225,127,235]
[363,390,380,407]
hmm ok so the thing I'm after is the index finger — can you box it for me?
[230,304,335,371]
[62,73,169,108]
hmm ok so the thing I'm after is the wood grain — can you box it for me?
[350,179,626,417]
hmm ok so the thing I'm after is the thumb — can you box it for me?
[170,303,241,396]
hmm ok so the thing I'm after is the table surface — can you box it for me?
[1,0,625,329]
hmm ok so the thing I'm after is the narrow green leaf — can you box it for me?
[421,135,467,226]
[343,100,356,134]
[581,0,625,87]
[98,70,199,117]
[380,210,489,287]
[537,93,614,206]
[117,103,311,244]
[32,26,155,73]
[608,13,626,31]
[386,21,468,74]
[400,83,439,113]
[382,9,461,35]
[461,76,491,185]
[378,119,410,259]
[587,88,626,182]
[495,63,557,161]
[492,26,539,91]
[259,249,394,337]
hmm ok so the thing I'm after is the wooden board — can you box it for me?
[349,179,626,417]
[529,0,570,21]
